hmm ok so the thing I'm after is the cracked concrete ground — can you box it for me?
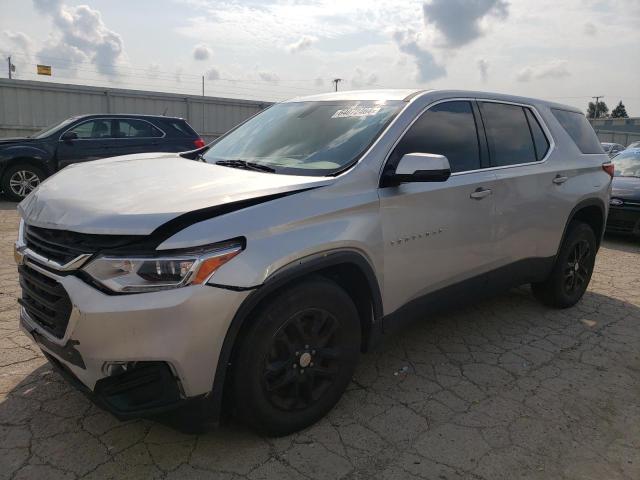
[0,202,639,479]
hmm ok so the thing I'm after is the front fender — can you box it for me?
[205,249,384,426]
[0,145,55,175]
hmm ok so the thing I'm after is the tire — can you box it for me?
[1,163,45,202]
[531,221,597,309]
[232,277,361,436]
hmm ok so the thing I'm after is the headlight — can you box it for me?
[82,241,242,293]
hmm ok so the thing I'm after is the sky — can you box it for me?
[0,0,639,115]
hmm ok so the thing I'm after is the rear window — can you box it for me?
[551,109,603,154]
[166,120,198,137]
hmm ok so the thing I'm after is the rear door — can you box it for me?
[477,101,555,270]
[56,119,114,168]
[108,118,165,157]
[378,100,499,314]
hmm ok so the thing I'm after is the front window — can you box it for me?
[31,117,79,138]
[202,100,403,176]
[68,120,113,139]
[612,149,640,177]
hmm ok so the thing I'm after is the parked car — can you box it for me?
[626,141,640,149]
[601,142,625,158]
[0,114,205,201]
[606,148,640,236]
[15,90,611,436]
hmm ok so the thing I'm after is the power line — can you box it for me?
[8,53,327,89]
[14,71,296,101]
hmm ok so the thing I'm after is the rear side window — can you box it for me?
[479,102,537,167]
[115,119,163,138]
[524,109,550,161]
[390,101,481,173]
[551,109,603,154]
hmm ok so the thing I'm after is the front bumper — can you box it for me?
[19,261,250,416]
[606,205,640,236]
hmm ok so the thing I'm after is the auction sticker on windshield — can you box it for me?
[332,106,382,118]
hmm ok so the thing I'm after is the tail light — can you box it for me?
[602,162,614,178]
[193,138,205,149]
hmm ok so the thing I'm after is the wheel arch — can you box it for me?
[207,250,383,425]
[1,156,53,178]
[561,198,606,251]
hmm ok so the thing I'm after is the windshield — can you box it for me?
[612,149,640,177]
[202,100,404,176]
[31,117,79,139]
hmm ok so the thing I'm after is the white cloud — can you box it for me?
[516,60,570,82]
[477,58,489,82]
[258,71,279,83]
[206,67,220,80]
[146,63,160,79]
[287,35,316,53]
[392,30,446,83]
[33,0,125,77]
[423,0,509,47]
[193,43,212,61]
[583,22,597,36]
[174,65,184,83]
[350,67,379,89]
[3,31,34,54]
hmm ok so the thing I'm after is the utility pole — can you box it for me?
[7,56,13,79]
[592,96,603,119]
[202,75,204,97]
[332,78,342,92]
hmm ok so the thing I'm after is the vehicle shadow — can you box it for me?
[602,233,640,253]
[2,287,638,445]
[0,199,18,210]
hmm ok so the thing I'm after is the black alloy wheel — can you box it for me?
[233,277,360,436]
[563,239,591,296]
[532,221,597,308]
[263,307,343,411]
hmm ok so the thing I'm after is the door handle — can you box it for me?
[470,187,492,200]
[553,175,568,185]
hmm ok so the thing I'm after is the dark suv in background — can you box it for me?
[0,114,205,201]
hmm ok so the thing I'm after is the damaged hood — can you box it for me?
[19,153,331,235]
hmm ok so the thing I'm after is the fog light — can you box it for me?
[102,361,136,377]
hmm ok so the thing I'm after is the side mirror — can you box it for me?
[60,131,78,142]
[385,153,451,186]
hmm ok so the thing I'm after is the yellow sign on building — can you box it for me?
[37,65,52,76]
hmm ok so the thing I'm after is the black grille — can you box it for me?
[24,225,142,264]
[18,264,72,338]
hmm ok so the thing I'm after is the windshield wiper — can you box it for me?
[215,159,276,173]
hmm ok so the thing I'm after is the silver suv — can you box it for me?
[15,90,612,435]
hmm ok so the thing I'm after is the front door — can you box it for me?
[378,100,498,315]
[56,119,113,168]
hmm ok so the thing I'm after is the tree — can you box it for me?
[587,101,609,119]
[611,101,629,118]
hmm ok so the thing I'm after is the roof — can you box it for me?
[284,89,426,103]
[283,89,580,112]
[76,113,186,121]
